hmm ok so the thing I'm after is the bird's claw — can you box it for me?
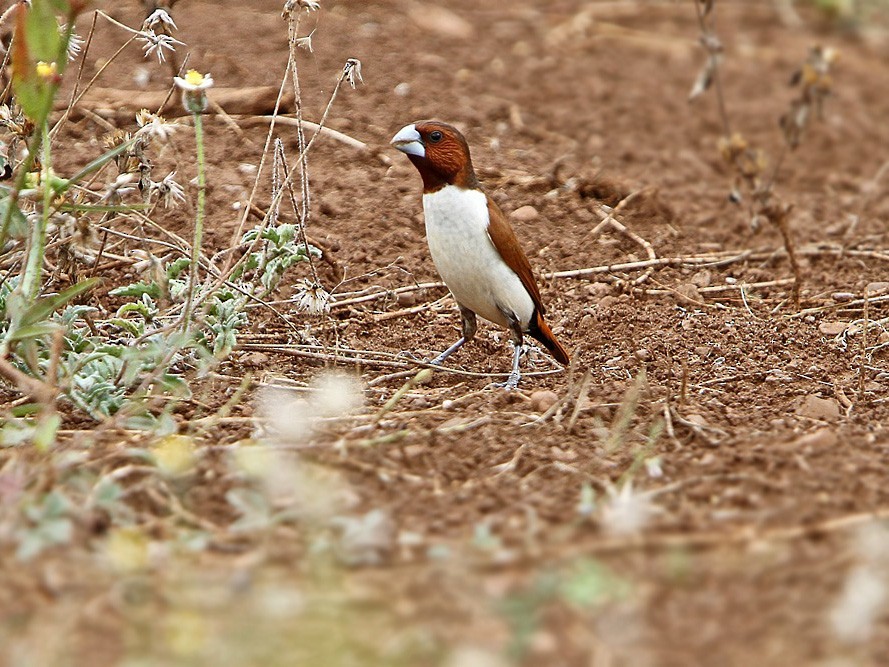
[495,372,521,391]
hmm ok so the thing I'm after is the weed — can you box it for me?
[689,0,839,308]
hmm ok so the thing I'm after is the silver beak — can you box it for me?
[390,124,425,158]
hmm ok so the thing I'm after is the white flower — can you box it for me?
[343,58,363,88]
[143,8,178,32]
[173,70,214,92]
[294,279,330,314]
[139,30,184,63]
[135,109,179,142]
[151,172,185,209]
[173,70,214,113]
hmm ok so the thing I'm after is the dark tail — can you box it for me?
[528,310,570,366]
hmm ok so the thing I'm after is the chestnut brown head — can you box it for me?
[391,120,479,192]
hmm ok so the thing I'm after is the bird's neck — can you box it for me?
[409,155,481,193]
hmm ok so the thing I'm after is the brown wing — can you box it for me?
[485,196,545,315]
[486,196,570,365]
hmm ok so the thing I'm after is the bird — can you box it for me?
[390,120,570,389]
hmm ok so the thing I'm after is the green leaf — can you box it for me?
[108,318,142,337]
[11,78,49,124]
[0,197,27,238]
[166,257,191,280]
[109,281,161,300]
[10,403,42,417]
[158,374,191,398]
[25,0,63,63]
[67,136,138,187]
[116,300,154,321]
[18,278,99,328]
[33,412,61,451]
[5,320,62,342]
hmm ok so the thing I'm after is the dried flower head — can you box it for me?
[144,8,178,32]
[150,171,185,209]
[135,109,179,142]
[174,70,214,113]
[139,29,184,63]
[294,29,315,52]
[688,31,723,101]
[102,173,138,201]
[102,129,132,152]
[0,104,33,138]
[717,132,766,183]
[782,45,839,149]
[283,0,320,18]
[294,279,331,314]
[343,58,363,88]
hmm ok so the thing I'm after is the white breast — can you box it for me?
[422,186,535,330]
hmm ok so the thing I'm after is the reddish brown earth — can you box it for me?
[3,0,889,665]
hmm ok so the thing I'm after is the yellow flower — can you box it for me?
[35,61,58,81]
[184,70,203,86]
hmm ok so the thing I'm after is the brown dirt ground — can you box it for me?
[4,0,889,665]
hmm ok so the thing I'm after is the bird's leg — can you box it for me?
[430,306,476,365]
[498,312,525,390]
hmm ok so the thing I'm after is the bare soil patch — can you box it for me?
[3,1,889,665]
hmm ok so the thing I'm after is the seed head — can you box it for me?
[135,109,179,142]
[294,279,331,314]
[139,30,184,63]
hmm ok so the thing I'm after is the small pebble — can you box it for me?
[818,321,847,336]
[685,413,708,427]
[510,205,539,222]
[675,283,703,304]
[796,395,840,421]
[530,390,559,413]
[690,269,712,288]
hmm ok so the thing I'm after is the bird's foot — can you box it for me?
[495,370,521,391]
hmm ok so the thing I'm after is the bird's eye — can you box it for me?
[428,130,444,143]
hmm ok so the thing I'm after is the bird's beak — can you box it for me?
[391,124,425,158]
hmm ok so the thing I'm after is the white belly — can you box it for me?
[422,187,534,330]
